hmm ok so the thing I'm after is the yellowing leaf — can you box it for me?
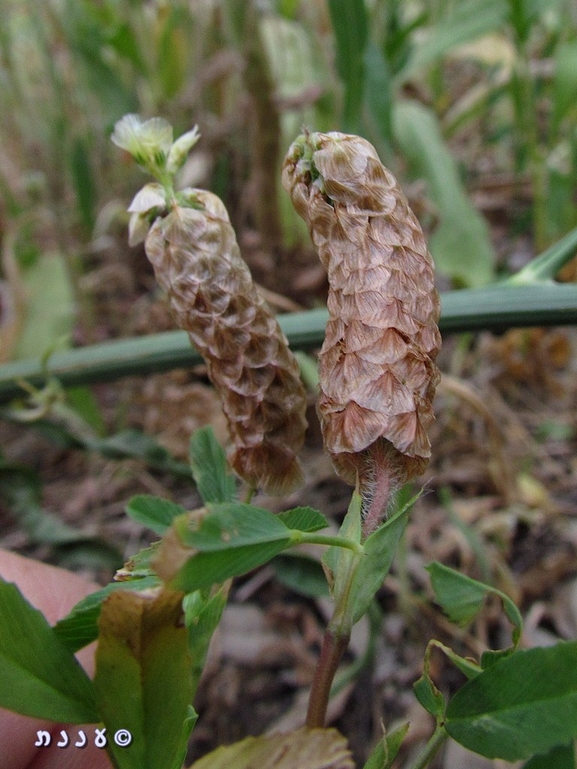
[188,727,354,769]
[94,587,192,769]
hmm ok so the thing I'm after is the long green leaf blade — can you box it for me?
[506,224,577,284]
[399,0,507,81]
[3,285,577,401]
[393,99,495,287]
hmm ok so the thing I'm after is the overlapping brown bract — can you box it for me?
[282,131,441,498]
[143,189,307,494]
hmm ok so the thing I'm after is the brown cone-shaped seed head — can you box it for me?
[142,189,307,494]
[282,131,440,491]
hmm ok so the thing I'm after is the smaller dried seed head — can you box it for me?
[141,188,308,495]
[283,131,441,521]
[113,115,308,495]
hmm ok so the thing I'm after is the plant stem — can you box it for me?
[361,447,395,537]
[306,627,350,728]
[292,531,364,555]
[405,723,448,769]
[244,486,256,504]
[505,223,577,284]
[330,599,381,696]
[242,2,283,256]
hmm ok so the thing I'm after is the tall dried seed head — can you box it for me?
[142,189,308,494]
[282,132,441,514]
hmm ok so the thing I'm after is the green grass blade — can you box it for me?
[505,224,577,284]
[2,284,577,402]
[327,0,368,131]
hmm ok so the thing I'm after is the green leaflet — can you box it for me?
[168,503,329,592]
[126,495,186,535]
[446,642,577,761]
[189,426,236,504]
[426,561,523,647]
[0,578,98,723]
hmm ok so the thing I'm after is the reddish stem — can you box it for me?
[306,629,350,728]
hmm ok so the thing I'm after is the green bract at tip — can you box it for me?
[288,133,329,199]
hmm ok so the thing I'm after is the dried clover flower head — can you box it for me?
[283,131,441,527]
[114,116,307,494]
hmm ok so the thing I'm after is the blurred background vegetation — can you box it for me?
[2,0,577,368]
[2,0,577,562]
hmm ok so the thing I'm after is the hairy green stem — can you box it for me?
[290,531,364,555]
[405,723,448,769]
[361,455,394,537]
